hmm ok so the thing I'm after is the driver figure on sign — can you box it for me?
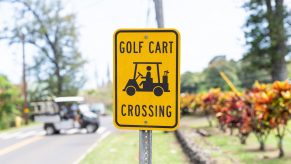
[140,66,153,89]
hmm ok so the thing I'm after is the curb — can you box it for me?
[174,130,211,164]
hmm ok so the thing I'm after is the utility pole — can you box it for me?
[94,65,99,89]
[106,63,111,84]
[153,0,164,28]
[139,1,164,164]
[20,33,28,124]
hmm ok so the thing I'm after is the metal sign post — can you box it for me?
[139,130,152,164]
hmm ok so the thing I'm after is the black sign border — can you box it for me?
[114,29,179,129]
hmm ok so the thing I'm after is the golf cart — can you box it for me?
[31,97,99,135]
[123,62,170,96]
[90,103,106,115]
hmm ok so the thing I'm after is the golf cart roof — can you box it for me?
[54,96,84,103]
[133,62,162,64]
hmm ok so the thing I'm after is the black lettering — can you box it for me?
[139,41,143,53]
[155,42,161,53]
[149,105,154,117]
[166,106,172,117]
[135,105,140,116]
[162,42,168,53]
[149,41,154,53]
[120,104,172,117]
[120,41,125,53]
[133,42,138,53]
[142,105,147,117]
[159,106,164,117]
[169,41,173,53]
[128,105,133,116]
[121,104,126,116]
[126,42,132,53]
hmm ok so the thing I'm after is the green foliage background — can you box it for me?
[0,75,21,129]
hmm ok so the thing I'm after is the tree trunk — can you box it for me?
[207,117,212,127]
[55,63,62,96]
[220,124,225,132]
[240,136,247,145]
[266,0,288,81]
[259,140,265,151]
[278,137,284,158]
[205,111,212,127]
[240,139,246,145]
[241,138,246,145]
[271,52,288,81]
[230,127,233,135]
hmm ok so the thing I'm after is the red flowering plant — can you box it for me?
[250,82,282,150]
[202,88,221,127]
[214,91,251,142]
[182,80,290,157]
[213,92,234,132]
[237,97,253,145]
[245,82,273,151]
[180,93,196,115]
[192,93,205,112]
[226,93,249,136]
[268,81,291,157]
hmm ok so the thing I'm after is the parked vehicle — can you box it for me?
[31,97,100,135]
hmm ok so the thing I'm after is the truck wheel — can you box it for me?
[154,86,163,96]
[86,124,98,133]
[45,125,56,135]
[126,86,136,96]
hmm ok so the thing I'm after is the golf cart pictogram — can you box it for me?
[123,62,170,96]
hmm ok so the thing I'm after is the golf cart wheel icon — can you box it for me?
[123,62,170,97]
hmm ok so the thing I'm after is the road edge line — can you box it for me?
[0,135,44,156]
[74,131,111,164]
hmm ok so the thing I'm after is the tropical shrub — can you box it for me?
[0,75,21,129]
[181,80,291,157]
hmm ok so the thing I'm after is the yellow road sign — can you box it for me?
[113,29,180,130]
[24,108,30,113]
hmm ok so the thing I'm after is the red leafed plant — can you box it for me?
[202,88,221,127]
[180,80,291,157]
[180,93,196,115]
[268,81,291,157]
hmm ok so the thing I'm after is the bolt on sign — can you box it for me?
[113,29,180,131]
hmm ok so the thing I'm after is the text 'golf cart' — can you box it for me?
[31,97,99,135]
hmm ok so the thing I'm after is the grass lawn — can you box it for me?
[81,131,187,164]
[206,130,291,164]
[181,116,291,164]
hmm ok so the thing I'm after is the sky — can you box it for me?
[0,0,252,89]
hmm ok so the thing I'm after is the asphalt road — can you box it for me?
[0,115,115,164]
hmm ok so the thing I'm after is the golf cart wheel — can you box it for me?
[126,86,136,96]
[86,124,98,133]
[45,124,57,135]
[154,86,164,96]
